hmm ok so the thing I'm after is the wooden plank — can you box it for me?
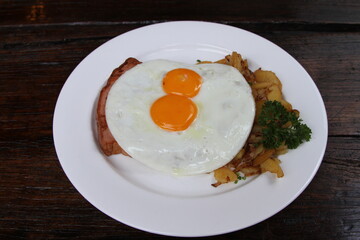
[1,0,359,239]
[1,24,359,136]
[0,0,360,26]
[0,136,358,238]
[0,23,359,238]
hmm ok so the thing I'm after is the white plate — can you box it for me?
[53,21,328,237]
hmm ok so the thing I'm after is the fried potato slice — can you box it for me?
[281,99,293,111]
[213,167,238,184]
[253,149,275,166]
[275,143,288,155]
[260,158,284,178]
[209,52,300,186]
[267,85,282,102]
[254,69,282,90]
[233,148,246,161]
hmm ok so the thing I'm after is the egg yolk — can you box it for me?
[162,68,202,98]
[150,94,198,131]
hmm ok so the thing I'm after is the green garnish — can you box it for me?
[258,100,312,149]
[196,59,201,63]
[234,173,247,184]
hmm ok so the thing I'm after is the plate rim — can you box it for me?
[53,20,328,237]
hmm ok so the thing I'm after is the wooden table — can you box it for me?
[1,1,359,239]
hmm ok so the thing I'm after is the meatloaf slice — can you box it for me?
[96,57,141,156]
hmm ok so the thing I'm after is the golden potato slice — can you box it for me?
[276,148,288,155]
[233,148,246,160]
[281,99,293,111]
[292,109,300,117]
[255,88,267,100]
[276,143,288,155]
[209,52,304,185]
[267,85,282,102]
[254,69,282,90]
[254,144,265,156]
[213,167,238,184]
[260,158,284,178]
[231,52,241,69]
[253,149,275,166]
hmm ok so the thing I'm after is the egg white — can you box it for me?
[105,60,255,175]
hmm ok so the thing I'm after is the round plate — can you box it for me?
[53,21,328,237]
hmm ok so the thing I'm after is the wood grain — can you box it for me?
[0,137,359,239]
[1,0,359,239]
[1,0,360,25]
[1,25,359,136]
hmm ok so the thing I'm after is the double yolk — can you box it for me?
[150,68,202,131]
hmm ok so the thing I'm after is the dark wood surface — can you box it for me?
[1,1,359,239]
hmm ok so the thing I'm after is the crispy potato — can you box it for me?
[254,144,265,156]
[229,148,246,167]
[254,69,282,90]
[267,85,282,102]
[255,88,267,100]
[281,99,293,111]
[234,148,246,160]
[253,149,275,166]
[292,109,300,117]
[276,148,288,156]
[276,143,288,155]
[209,52,300,185]
[213,167,238,184]
[232,52,241,69]
[260,158,284,178]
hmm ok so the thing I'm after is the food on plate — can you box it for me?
[206,52,312,187]
[96,58,141,156]
[150,68,201,131]
[96,52,311,186]
[258,101,312,149]
[103,59,255,175]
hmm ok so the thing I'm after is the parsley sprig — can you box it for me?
[258,101,312,149]
[234,173,247,184]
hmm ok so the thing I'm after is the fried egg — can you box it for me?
[106,60,255,175]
